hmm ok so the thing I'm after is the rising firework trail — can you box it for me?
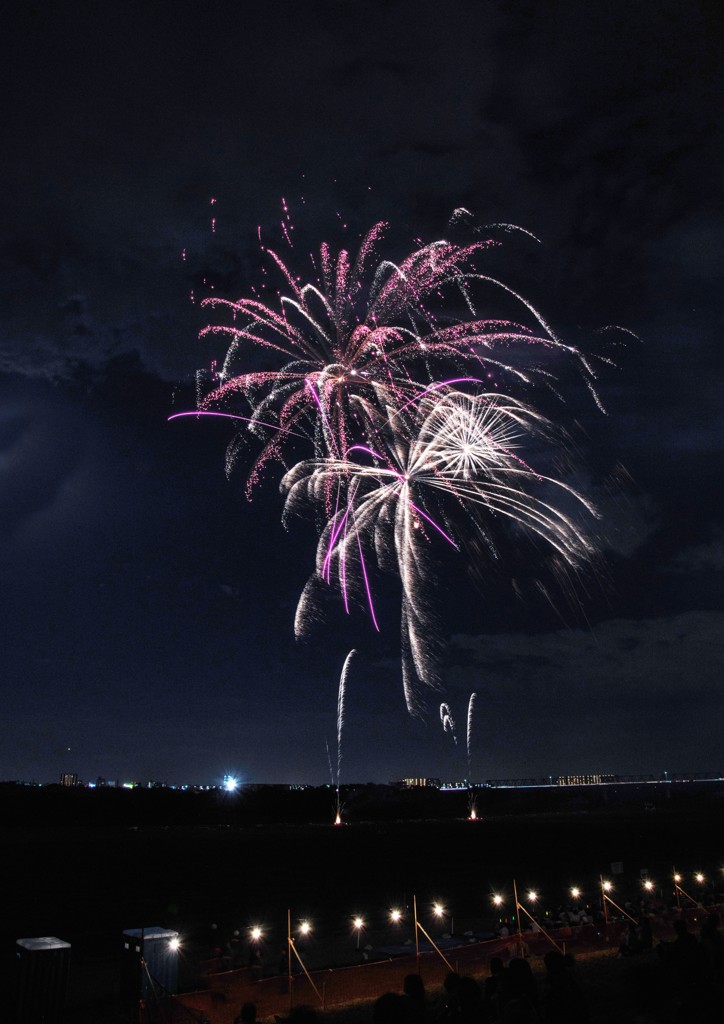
[330,649,355,824]
[466,692,477,774]
[467,692,478,819]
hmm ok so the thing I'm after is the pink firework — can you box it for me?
[195,221,591,492]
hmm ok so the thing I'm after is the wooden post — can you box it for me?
[414,894,420,974]
[601,877,609,925]
[513,879,524,957]
[287,908,293,1011]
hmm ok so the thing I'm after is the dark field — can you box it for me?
[1,778,724,1019]
[2,783,722,1018]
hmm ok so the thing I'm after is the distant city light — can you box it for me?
[570,887,581,899]
[674,873,682,883]
[433,903,445,917]
[250,926,263,941]
[223,775,239,793]
[299,920,311,935]
[389,908,402,923]
[643,880,654,891]
[492,894,503,906]
[527,890,538,902]
[695,872,705,883]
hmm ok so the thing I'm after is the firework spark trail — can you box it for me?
[336,649,356,788]
[168,409,307,439]
[466,692,477,777]
[440,703,457,744]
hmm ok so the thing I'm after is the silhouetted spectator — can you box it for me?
[618,921,642,957]
[288,1006,321,1024]
[234,1002,256,1024]
[541,950,588,1023]
[458,976,484,1024]
[497,958,539,1021]
[404,973,427,1024]
[440,971,462,1022]
[374,991,407,1024]
[483,958,505,1023]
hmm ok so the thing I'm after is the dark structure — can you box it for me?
[120,927,180,1021]
[15,936,71,1024]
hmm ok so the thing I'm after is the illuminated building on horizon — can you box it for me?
[556,773,616,786]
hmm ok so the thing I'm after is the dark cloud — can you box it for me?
[664,533,724,574]
[448,611,724,774]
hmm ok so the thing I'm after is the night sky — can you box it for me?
[2,1,723,785]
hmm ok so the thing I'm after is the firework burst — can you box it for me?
[283,388,597,713]
[195,221,601,492]
[175,211,619,721]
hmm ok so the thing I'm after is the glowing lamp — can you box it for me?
[353,916,364,930]
[643,880,654,891]
[433,903,445,917]
[695,873,705,884]
[250,927,263,941]
[527,891,538,903]
[299,921,311,936]
[570,887,581,899]
[674,873,682,883]
[168,937,181,952]
[390,909,402,923]
[492,894,503,906]
[602,881,612,892]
